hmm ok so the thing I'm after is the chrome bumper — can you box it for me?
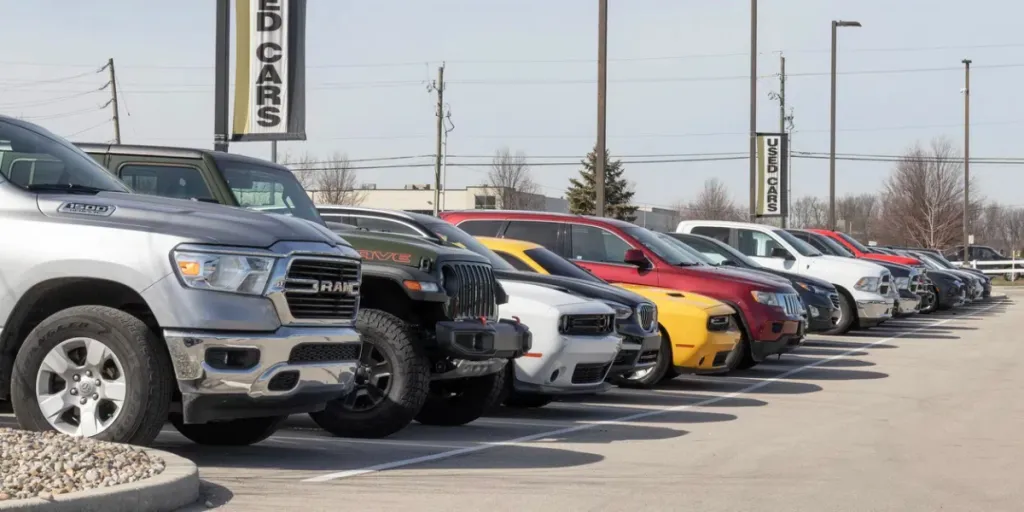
[896,295,922,314]
[164,326,361,399]
[857,299,894,320]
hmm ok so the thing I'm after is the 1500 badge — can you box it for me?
[358,250,413,264]
[57,202,115,217]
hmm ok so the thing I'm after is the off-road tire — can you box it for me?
[610,335,673,389]
[823,291,855,335]
[170,415,285,446]
[414,369,506,427]
[309,309,430,438]
[10,305,173,446]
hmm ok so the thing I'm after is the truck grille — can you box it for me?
[636,303,657,332]
[781,293,804,317]
[571,362,611,384]
[829,293,841,309]
[879,273,891,296]
[283,257,361,321]
[559,314,615,336]
[442,262,498,320]
[909,274,921,293]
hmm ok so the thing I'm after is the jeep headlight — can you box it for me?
[604,301,632,320]
[751,290,782,306]
[854,276,880,292]
[173,251,274,295]
[894,277,910,290]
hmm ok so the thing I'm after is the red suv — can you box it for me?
[810,229,922,267]
[440,211,805,370]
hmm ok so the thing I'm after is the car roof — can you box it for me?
[74,142,292,171]
[316,205,442,224]
[676,219,773,230]
[442,209,638,229]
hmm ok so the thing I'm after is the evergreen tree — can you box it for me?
[566,146,637,221]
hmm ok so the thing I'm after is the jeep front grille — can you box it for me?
[283,257,361,321]
[781,293,804,317]
[636,303,657,332]
[559,314,615,336]
[442,262,498,320]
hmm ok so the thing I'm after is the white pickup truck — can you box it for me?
[675,221,894,334]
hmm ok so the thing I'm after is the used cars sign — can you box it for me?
[756,132,789,217]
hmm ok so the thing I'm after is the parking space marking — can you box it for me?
[159,429,476,450]
[304,307,995,483]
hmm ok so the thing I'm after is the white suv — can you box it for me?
[675,221,894,334]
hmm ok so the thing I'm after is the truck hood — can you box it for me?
[498,279,596,308]
[492,269,648,307]
[335,229,491,268]
[37,191,347,248]
[810,255,890,279]
[868,260,912,278]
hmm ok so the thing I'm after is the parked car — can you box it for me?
[675,220,893,334]
[661,232,842,335]
[896,247,993,298]
[0,117,365,446]
[474,236,743,386]
[944,245,1018,282]
[809,229,924,267]
[441,211,806,370]
[317,206,662,382]
[786,230,925,318]
[896,249,986,303]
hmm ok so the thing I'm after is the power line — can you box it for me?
[17,106,103,121]
[63,118,111,139]
[0,89,104,109]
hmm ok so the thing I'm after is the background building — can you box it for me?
[348,184,569,214]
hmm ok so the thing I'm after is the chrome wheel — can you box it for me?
[34,337,126,437]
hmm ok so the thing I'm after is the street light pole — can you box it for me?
[963,58,972,265]
[748,0,757,222]
[595,0,608,217]
[828,20,861,231]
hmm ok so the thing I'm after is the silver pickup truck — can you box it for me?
[0,115,363,446]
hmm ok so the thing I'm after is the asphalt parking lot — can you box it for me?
[3,292,1021,512]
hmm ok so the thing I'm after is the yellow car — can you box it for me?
[476,237,743,387]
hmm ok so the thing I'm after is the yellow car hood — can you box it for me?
[614,283,733,314]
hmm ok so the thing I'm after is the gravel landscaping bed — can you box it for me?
[0,428,165,502]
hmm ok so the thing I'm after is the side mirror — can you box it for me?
[624,248,650,268]
[770,247,795,260]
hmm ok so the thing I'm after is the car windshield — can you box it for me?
[425,222,517,271]
[655,233,716,265]
[815,233,856,257]
[622,226,703,266]
[0,118,130,193]
[836,231,874,253]
[219,159,324,225]
[676,234,763,268]
[525,247,608,284]
[913,252,945,270]
[921,252,955,269]
[773,229,822,256]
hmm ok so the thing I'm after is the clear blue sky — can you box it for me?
[2,0,1021,209]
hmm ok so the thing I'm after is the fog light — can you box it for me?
[808,305,819,317]
[550,369,560,382]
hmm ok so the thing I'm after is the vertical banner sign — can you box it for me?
[231,0,307,141]
[755,132,789,217]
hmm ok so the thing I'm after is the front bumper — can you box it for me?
[804,301,840,332]
[676,327,742,372]
[609,326,661,376]
[750,317,804,362]
[856,298,894,328]
[164,326,362,424]
[894,291,922,316]
[512,332,621,395]
[435,318,532,361]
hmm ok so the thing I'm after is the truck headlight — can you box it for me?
[894,277,910,290]
[854,276,880,292]
[603,301,632,320]
[173,251,274,295]
[751,290,782,306]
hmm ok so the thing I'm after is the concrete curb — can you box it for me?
[0,447,199,512]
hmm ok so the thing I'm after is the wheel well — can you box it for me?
[833,285,859,322]
[358,275,444,328]
[0,278,160,398]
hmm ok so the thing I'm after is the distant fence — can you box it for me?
[951,260,1024,279]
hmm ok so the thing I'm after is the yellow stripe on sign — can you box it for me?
[756,135,766,215]
[231,0,252,137]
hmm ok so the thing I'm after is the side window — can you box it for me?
[119,164,214,200]
[569,224,632,264]
[691,226,731,244]
[474,195,497,209]
[494,250,536,272]
[504,221,560,251]
[458,220,504,237]
[736,229,782,258]
[354,217,422,236]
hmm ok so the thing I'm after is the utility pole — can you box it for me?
[440,105,454,211]
[778,54,786,228]
[271,141,277,163]
[213,0,230,153]
[829,20,862,230]
[430,64,445,217]
[748,0,758,222]
[595,0,608,217]
[962,58,972,265]
[101,58,121,144]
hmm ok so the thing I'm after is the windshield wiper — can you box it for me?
[25,183,110,194]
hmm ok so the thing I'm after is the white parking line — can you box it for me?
[296,306,992,482]
[159,429,474,450]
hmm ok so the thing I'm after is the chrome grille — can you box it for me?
[283,257,361,321]
[442,262,498,320]
[781,293,804,317]
[879,273,891,296]
[909,274,921,293]
[636,303,657,332]
[829,293,841,309]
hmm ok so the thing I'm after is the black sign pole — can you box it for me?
[213,0,230,152]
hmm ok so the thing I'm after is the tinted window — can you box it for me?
[0,119,129,192]
[505,221,561,251]
[691,226,730,243]
[119,164,214,201]
[812,233,855,257]
[736,229,784,258]
[458,220,504,236]
[570,224,632,263]
[674,234,761,268]
[495,250,537,272]
[354,217,422,236]
[773,229,822,257]
[836,232,871,253]
[655,233,715,265]
[525,247,607,284]
[220,160,322,225]
[623,227,702,266]
[425,222,517,271]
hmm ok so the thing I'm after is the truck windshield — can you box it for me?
[815,234,856,257]
[525,247,608,284]
[773,229,822,257]
[425,222,517,272]
[621,226,703,266]
[0,118,130,193]
[218,160,324,226]
[836,231,873,254]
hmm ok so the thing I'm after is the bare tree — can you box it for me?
[487,148,541,209]
[881,137,981,249]
[677,178,743,220]
[836,193,881,240]
[789,196,828,228]
[284,151,366,206]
